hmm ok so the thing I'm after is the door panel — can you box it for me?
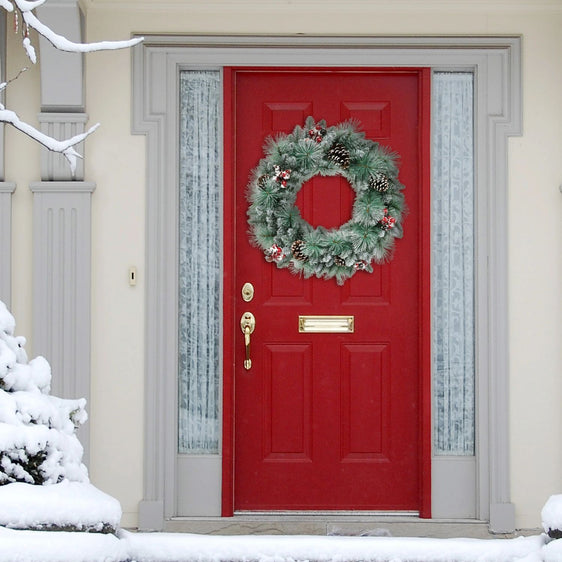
[227,68,430,512]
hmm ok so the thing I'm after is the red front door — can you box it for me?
[224,68,431,514]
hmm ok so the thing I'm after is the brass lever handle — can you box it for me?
[240,312,256,370]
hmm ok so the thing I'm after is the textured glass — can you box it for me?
[178,70,221,454]
[432,72,475,455]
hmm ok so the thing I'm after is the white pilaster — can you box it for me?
[36,0,84,111]
[0,17,16,308]
[29,181,95,462]
[30,1,94,466]
[0,182,16,305]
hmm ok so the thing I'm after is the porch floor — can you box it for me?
[164,515,540,540]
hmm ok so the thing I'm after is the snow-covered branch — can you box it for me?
[21,8,143,57]
[0,0,14,12]
[0,105,99,175]
[3,0,144,62]
[0,0,143,174]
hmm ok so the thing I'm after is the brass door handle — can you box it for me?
[240,312,256,370]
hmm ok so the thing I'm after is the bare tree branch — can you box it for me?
[0,67,28,93]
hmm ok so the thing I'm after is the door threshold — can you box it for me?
[164,516,499,539]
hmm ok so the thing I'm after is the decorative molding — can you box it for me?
[29,181,96,464]
[131,35,521,532]
[0,182,16,192]
[36,1,84,110]
[81,0,562,14]
[38,113,88,181]
[35,1,88,180]
[0,182,16,306]
[138,500,165,532]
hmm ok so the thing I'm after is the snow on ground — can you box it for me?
[0,481,121,532]
[0,528,553,562]
[543,538,562,562]
[122,531,547,562]
[0,527,128,562]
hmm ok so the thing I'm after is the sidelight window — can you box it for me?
[177,70,222,454]
[431,72,475,456]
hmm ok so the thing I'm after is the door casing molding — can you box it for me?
[131,34,522,533]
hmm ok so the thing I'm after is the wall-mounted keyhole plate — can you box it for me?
[242,282,254,302]
[129,266,137,286]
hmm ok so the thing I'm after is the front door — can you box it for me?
[225,68,430,513]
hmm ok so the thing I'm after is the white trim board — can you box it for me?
[131,35,522,534]
[0,182,16,306]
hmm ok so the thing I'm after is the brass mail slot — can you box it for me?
[298,315,354,333]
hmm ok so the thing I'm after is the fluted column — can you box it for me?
[31,1,94,463]
[30,181,95,458]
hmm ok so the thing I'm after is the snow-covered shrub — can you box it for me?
[0,300,88,486]
[542,495,562,539]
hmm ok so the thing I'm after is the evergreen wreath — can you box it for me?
[246,117,405,284]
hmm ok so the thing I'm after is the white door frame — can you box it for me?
[131,35,521,533]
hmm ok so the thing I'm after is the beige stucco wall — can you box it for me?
[5,0,562,530]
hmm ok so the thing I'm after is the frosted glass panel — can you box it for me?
[432,72,475,456]
[178,70,221,454]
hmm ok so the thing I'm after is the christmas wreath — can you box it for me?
[246,117,405,284]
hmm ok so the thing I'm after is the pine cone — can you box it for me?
[258,175,269,188]
[327,143,350,169]
[291,240,308,262]
[369,174,390,192]
[333,256,346,267]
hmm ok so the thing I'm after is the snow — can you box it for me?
[0,481,121,532]
[542,495,562,534]
[0,527,129,562]
[0,304,89,486]
[0,300,16,336]
[122,532,547,562]
[22,37,36,64]
[543,538,562,562]
[0,529,554,562]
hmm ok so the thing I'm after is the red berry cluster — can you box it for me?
[265,244,285,262]
[379,208,396,231]
[274,165,291,187]
[354,260,369,271]
[308,125,327,143]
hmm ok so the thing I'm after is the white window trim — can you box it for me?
[131,35,522,533]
